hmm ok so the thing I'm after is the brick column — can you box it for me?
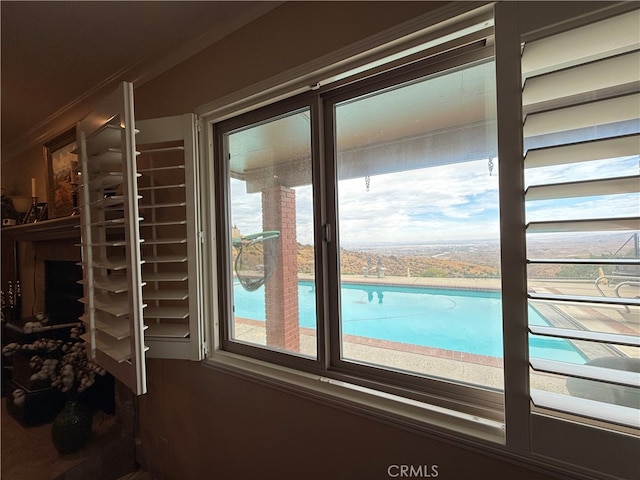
[262,185,299,352]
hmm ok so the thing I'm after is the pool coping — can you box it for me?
[235,317,504,368]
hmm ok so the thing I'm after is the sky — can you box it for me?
[525,156,639,224]
[230,154,639,247]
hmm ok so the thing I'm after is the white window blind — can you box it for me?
[522,9,640,429]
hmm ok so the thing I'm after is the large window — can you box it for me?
[215,34,504,415]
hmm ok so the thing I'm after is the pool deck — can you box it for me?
[234,317,508,391]
[319,273,503,291]
[234,274,639,396]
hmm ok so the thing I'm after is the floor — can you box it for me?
[115,471,155,480]
[1,398,143,480]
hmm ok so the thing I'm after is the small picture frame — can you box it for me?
[44,128,78,218]
[22,202,48,224]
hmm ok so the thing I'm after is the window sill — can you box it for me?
[203,350,506,446]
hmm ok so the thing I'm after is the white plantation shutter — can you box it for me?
[77,82,148,395]
[77,85,203,396]
[136,114,204,361]
[522,9,640,429]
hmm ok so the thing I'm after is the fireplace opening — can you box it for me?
[45,260,83,324]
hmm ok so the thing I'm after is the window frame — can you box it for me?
[321,46,503,416]
[213,41,506,421]
[213,93,327,375]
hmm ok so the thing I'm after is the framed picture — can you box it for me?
[22,202,48,224]
[44,128,78,218]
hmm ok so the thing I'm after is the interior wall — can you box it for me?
[138,359,556,480]
[133,1,448,120]
[3,1,441,200]
[1,144,48,206]
[133,2,556,479]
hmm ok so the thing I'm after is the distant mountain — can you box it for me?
[297,244,500,278]
[238,232,637,280]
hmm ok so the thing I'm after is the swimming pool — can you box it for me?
[234,280,586,363]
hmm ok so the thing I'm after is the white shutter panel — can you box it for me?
[522,9,640,429]
[77,82,147,395]
[136,114,204,360]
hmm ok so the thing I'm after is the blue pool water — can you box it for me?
[234,281,586,363]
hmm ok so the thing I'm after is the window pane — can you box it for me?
[225,109,317,358]
[334,60,502,389]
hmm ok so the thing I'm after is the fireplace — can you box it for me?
[2,217,115,418]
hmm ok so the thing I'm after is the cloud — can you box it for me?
[229,154,637,246]
[526,194,639,223]
[230,179,263,234]
[334,159,500,244]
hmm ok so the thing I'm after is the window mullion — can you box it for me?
[310,94,331,371]
[321,94,342,372]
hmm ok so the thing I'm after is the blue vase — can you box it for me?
[51,400,92,454]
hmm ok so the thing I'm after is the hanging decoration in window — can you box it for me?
[233,231,281,292]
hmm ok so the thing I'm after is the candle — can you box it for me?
[31,177,37,198]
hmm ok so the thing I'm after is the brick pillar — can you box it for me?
[262,185,300,352]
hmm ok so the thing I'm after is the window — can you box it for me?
[329,58,501,391]
[218,102,318,361]
[214,23,503,417]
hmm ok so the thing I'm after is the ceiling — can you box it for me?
[1,1,281,160]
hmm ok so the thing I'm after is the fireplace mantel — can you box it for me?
[2,215,80,242]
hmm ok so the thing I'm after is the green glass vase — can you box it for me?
[51,400,92,454]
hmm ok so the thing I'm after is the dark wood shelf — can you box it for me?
[2,215,80,241]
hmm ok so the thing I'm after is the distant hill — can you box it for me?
[237,233,636,280]
[297,244,499,278]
